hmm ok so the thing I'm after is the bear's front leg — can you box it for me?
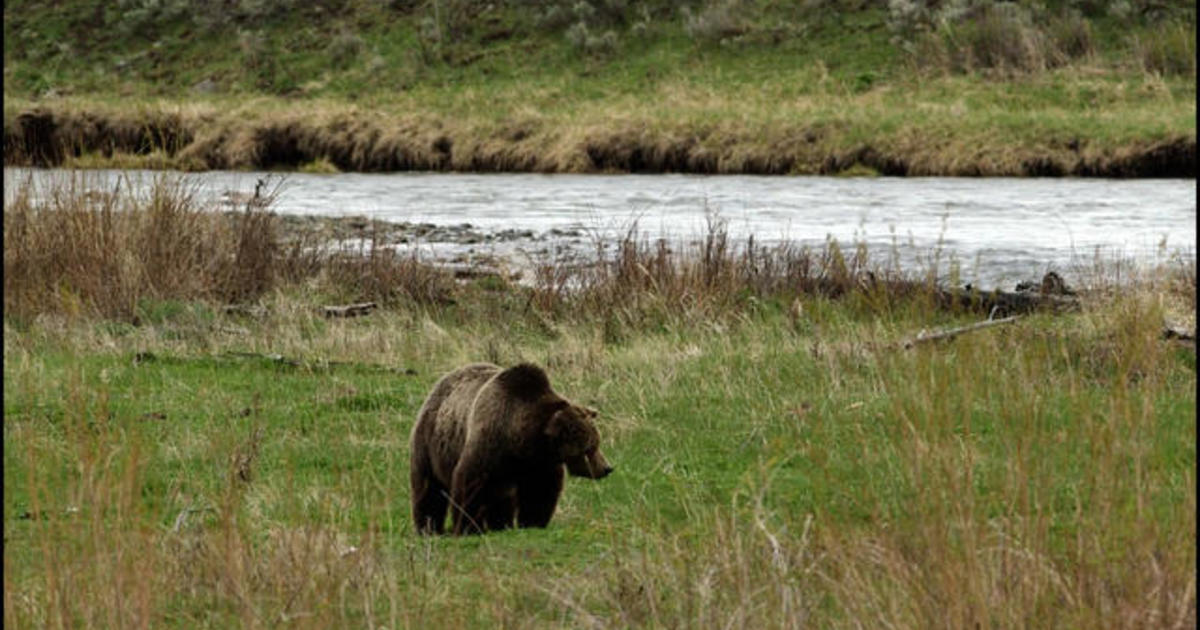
[450,454,516,535]
[516,465,564,528]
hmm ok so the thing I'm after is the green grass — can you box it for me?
[4,282,1195,627]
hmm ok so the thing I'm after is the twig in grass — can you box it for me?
[171,506,216,533]
[901,315,1021,349]
[534,584,607,630]
[1172,574,1196,630]
[231,427,264,484]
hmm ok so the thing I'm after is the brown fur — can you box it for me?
[409,362,612,535]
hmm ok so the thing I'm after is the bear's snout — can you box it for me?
[566,450,613,479]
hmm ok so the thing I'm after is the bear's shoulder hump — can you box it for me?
[494,363,551,401]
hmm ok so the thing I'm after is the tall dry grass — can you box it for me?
[528,213,929,332]
[3,174,277,321]
[2,175,457,323]
[4,175,926,329]
[912,4,1099,75]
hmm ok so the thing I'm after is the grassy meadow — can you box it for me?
[3,176,1196,627]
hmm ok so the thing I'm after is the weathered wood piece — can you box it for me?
[223,304,267,318]
[322,302,378,318]
[901,315,1022,349]
[1163,325,1195,342]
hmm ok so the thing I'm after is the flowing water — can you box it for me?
[6,168,1195,288]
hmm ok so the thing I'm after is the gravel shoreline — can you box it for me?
[272,212,599,278]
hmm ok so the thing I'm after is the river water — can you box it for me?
[5,168,1195,288]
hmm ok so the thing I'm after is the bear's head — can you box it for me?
[545,404,613,479]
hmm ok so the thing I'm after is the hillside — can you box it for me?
[4,0,1196,175]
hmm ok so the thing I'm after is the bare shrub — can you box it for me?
[941,3,1049,73]
[528,215,917,329]
[3,174,237,321]
[1131,22,1197,76]
[323,244,457,307]
[682,0,748,44]
[327,30,367,69]
[565,20,620,55]
[1046,10,1095,61]
[2,174,457,322]
[901,1,1100,74]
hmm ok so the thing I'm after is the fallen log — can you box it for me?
[936,287,1079,316]
[901,315,1022,349]
[322,302,377,318]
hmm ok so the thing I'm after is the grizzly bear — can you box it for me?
[409,362,613,535]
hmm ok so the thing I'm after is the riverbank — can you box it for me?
[4,87,1195,176]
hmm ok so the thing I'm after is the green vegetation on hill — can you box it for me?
[5,0,1195,98]
[3,0,1196,175]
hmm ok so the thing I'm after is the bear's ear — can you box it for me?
[544,406,569,438]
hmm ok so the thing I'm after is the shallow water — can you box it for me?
[6,168,1195,287]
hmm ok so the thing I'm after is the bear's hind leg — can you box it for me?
[411,444,449,535]
[412,477,449,535]
[517,465,564,528]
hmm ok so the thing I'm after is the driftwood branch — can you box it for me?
[902,315,1021,349]
[322,302,377,318]
[172,506,215,533]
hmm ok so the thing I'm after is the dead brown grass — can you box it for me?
[530,215,922,330]
[2,174,907,327]
[3,173,245,321]
[2,174,457,322]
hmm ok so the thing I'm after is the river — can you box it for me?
[5,168,1195,288]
